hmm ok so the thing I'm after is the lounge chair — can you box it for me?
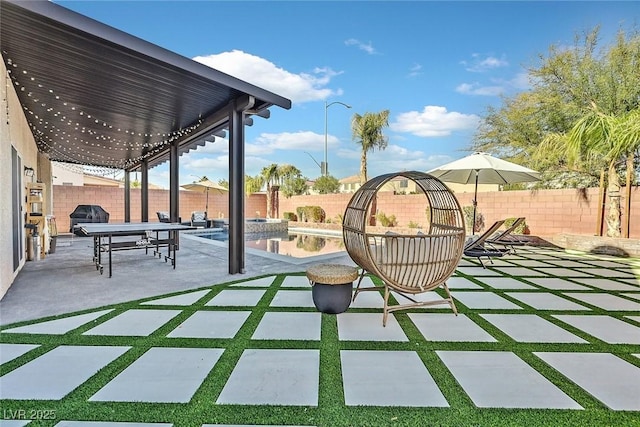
[463,220,511,268]
[190,211,207,228]
[487,217,527,252]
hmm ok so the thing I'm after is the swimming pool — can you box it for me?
[188,229,346,259]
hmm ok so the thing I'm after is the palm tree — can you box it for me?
[351,110,390,184]
[244,175,261,196]
[257,164,280,218]
[565,106,640,237]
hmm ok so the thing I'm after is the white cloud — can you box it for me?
[461,53,509,72]
[456,71,531,96]
[344,38,378,55]
[246,131,341,156]
[508,72,531,90]
[408,63,422,77]
[455,82,505,96]
[335,144,457,178]
[390,106,480,137]
[193,50,342,103]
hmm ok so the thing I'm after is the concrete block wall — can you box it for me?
[52,185,638,239]
[53,186,267,233]
[278,187,639,239]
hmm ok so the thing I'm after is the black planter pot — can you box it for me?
[312,282,352,314]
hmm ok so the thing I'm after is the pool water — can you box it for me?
[193,230,346,259]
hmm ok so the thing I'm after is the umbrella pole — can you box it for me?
[206,188,209,215]
[472,170,479,233]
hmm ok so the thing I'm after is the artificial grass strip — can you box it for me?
[2,256,640,426]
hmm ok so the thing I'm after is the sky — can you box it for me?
[56,1,639,188]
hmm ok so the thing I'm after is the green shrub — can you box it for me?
[463,205,484,233]
[376,212,397,227]
[407,221,420,229]
[295,206,326,223]
[282,212,298,221]
[504,217,527,234]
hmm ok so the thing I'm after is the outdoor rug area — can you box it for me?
[1,247,639,427]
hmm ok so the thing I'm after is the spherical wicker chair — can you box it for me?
[342,171,466,326]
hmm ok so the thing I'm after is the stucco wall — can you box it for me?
[1,57,41,299]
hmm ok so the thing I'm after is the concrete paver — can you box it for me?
[216,349,319,406]
[0,343,39,364]
[0,345,129,399]
[523,278,590,290]
[90,347,224,403]
[481,314,587,343]
[206,290,266,307]
[141,290,211,306]
[451,292,523,310]
[341,350,448,406]
[83,309,181,336]
[437,351,582,409]
[3,310,113,335]
[563,293,640,311]
[553,315,640,344]
[269,290,315,308]
[167,311,251,339]
[229,276,276,287]
[505,292,589,311]
[476,277,536,290]
[337,313,408,341]
[409,313,496,342]
[535,352,640,410]
[252,312,321,341]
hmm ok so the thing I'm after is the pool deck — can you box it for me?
[1,232,640,426]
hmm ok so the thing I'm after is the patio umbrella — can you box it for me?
[180,179,228,213]
[427,152,541,232]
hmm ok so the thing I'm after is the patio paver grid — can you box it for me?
[1,246,639,426]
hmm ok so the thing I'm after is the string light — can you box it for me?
[5,56,205,169]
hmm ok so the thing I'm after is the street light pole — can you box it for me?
[324,100,351,177]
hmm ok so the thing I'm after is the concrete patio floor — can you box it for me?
[1,232,639,426]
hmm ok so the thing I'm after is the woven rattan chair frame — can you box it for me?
[342,171,466,326]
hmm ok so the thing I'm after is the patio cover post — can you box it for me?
[229,98,247,274]
[141,159,149,222]
[170,141,179,223]
[124,169,131,223]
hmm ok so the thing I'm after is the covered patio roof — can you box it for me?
[1,0,291,171]
[2,0,291,275]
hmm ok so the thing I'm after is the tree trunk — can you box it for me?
[360,151,368,185]
[605,162,621,237]
[271,185,280,219]
[595,169,605,236]
[265,184,272,219]
[623,153,633,238]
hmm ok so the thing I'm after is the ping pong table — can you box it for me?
[76,222,195,278]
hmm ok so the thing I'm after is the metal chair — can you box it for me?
[190,211,207,228]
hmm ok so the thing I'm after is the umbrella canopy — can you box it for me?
[428,152,541,232]
[181,179,228,213]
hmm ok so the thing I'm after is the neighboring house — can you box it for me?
[338,172,499,195]
[52,162,164,189]
[338,175,362,194]
[338,174,417,194]
[304,180,320,195]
